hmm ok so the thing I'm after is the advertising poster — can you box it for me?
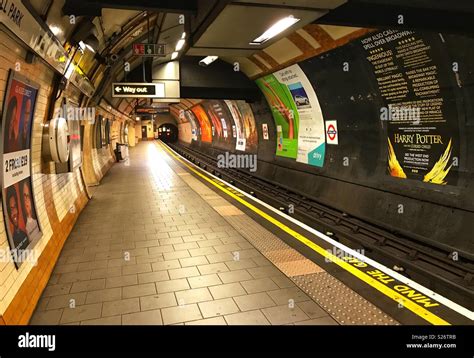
[287,66,326,167]
[184,110,200,142]
[191,104,212,143]
[361,30,460,185]
[224,100,246,151]
[235,100,258,153]
[202,100,233,150]
[256,64,325,165]
[256,70,299,158]
[1,71,42,266]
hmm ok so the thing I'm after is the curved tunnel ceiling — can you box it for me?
[23,0,474,121]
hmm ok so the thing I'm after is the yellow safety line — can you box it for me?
[157,141,450,326]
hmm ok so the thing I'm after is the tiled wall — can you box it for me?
[0,30,130,324]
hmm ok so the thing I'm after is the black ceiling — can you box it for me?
[317,0,474,35]
[62,0,198,16]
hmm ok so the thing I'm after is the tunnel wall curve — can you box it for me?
[0,29,132,324]
[176,29,474,256]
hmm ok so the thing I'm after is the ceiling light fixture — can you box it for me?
[249,15,300,45]
[181,32,186,39]
[49,25,62,36]
[199,56,218,67]
[171,51,178,60]
[175,39,185,51]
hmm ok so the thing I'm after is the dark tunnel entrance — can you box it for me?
[158,123,178,143]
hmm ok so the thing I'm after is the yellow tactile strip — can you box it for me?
[293,273,399,325]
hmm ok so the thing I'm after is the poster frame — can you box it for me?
[1,69,43,268]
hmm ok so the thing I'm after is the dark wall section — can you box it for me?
[180,30,474,256]
[180,56,261,101]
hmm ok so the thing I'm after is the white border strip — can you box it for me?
[165,143,474,321]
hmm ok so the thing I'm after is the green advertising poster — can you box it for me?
[256,72,299,158]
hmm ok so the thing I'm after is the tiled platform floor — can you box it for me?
[30,141,337,325]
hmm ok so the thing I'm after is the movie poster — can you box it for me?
[361,30,460,185]
[191,105,212,143]
[1,71,42,267]
[235,100,258,154]
[224,100,246,151]
[202,100,234,150]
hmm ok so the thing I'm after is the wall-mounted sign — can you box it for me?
[133,43,166,57]
[135,105,169,114]
[1,70,42,267]
[0,0,94,97]
[112,83,165,98]
[325,120,338,145]
[262,123,269,140]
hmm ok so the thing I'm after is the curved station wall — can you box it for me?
[175,29,474,258]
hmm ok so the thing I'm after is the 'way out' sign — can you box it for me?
[112,83,165,98]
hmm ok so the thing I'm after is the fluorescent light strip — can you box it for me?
[171,52,178,60]
[250,15,300,45]
[175,39,185,51]
[200,56,218,66]
[165,143,474,321]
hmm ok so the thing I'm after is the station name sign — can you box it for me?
[112,83,165,98]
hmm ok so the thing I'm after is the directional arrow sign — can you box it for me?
[112,83,165,98]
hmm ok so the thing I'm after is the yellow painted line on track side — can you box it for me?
[157,141,450,326]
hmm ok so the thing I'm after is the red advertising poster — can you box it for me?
[202,100,234,150]
[191,104,212,143]
[1,71,42,267]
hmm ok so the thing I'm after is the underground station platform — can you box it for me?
[0,0,473,355]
